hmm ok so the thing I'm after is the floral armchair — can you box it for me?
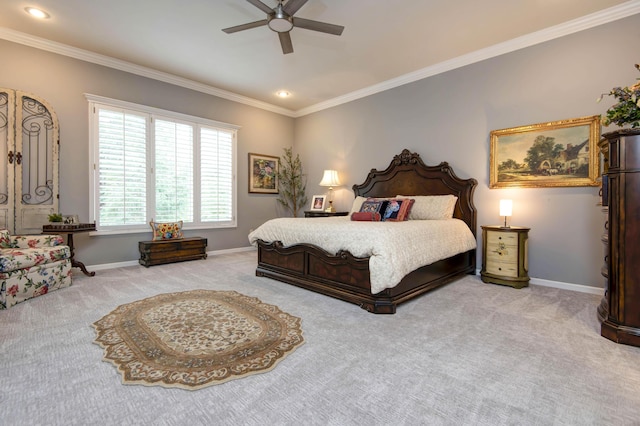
[0,229,72,309]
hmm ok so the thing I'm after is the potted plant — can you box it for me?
[598,64,640,129]
[276,147,308,217]
[48,213,63,223]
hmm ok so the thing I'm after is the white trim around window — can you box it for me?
[86,93,240,235]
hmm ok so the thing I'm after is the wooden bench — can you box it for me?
[138,237,207,267]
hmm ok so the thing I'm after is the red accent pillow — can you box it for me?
[351,212,382,221]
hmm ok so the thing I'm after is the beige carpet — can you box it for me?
[92,289,304,390]
[2,251,640,425]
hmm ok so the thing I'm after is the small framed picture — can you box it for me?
[310,195,326,211]
[62,215,79,224]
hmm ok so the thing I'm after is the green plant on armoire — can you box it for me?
[276,147,308,217]
[598,63,640,129]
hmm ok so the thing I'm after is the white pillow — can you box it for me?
[396,195,458,220]
[350,196,368,214]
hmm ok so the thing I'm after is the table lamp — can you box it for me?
[319,170,341,213]
[499,199,512,228]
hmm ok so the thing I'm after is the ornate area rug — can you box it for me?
[92,290,304,390]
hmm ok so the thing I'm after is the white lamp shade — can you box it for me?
[499,199,513,217]
[319,170,341,187]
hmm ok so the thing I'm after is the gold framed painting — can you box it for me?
[489,115,600,188]
[248,153,279,194]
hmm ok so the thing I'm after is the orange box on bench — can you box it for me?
[138,237,207,267]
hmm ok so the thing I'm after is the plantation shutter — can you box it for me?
[97,108,147,227]
[200,127,233,222]
[89,95,238,232]
[154,119,194,222]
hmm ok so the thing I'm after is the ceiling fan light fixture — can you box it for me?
[268,17,293,33]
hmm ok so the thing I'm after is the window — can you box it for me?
[87,95,238,233]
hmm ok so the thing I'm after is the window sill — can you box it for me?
[89,222,236,237]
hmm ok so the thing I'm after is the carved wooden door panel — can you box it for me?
[0,89,16,233]
[0,88,59,234]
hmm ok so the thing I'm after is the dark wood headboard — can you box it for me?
[352,149,477,236]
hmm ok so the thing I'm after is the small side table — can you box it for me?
[42,223,96,277]
[304,211,349,218]
[480,225,530,288]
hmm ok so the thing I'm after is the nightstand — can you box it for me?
[480,225,530,288]
[304,211,349,218]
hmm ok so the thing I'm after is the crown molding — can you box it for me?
[1,1,638,119]
[0,26,297,118]
[295,0,640,117]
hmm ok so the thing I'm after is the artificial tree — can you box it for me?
[276,147,308,217]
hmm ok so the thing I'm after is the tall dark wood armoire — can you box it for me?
[597,129,640,347]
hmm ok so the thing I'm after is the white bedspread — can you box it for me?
[248,217,476,294]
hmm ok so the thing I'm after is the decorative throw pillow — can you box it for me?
[0,229,13,248]
[396,195,458,220]
[351,211,382,221]
[350,196,368,214]
[382,199,415,222]
[359,199,389,216]
[150,220,184,241]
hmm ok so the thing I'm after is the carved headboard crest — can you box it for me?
[392,149,421,166]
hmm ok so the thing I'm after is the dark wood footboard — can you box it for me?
[256,239,475,314]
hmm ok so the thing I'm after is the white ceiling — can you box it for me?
[1,0,638,116]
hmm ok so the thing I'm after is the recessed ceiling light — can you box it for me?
[276,90,290,98]
[25,7,50,19]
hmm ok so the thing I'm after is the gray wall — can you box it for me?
[295,14,640,288]
[2,13,637,287]
[1,39,294,266]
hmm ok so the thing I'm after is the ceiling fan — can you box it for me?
[222,0,344,54]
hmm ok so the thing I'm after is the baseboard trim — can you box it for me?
[84,246,256,272]
[529,277,604,295]
[474,269,604,295]
[86,248,603,296]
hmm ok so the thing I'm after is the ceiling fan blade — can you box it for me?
[246,0,274,14]
[293,17,344,36]
[279,32,294,54]
[283,0,309,15]
[222,19,268,34]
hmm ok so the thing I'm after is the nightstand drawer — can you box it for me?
[486,260,518,277]
[486,243,517,262]
[486,230,517,246]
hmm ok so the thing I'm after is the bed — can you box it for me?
[250,149,477,314]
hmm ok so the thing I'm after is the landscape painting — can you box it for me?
[490,115,600,188]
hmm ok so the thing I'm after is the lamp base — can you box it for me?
[325,201,336,213]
